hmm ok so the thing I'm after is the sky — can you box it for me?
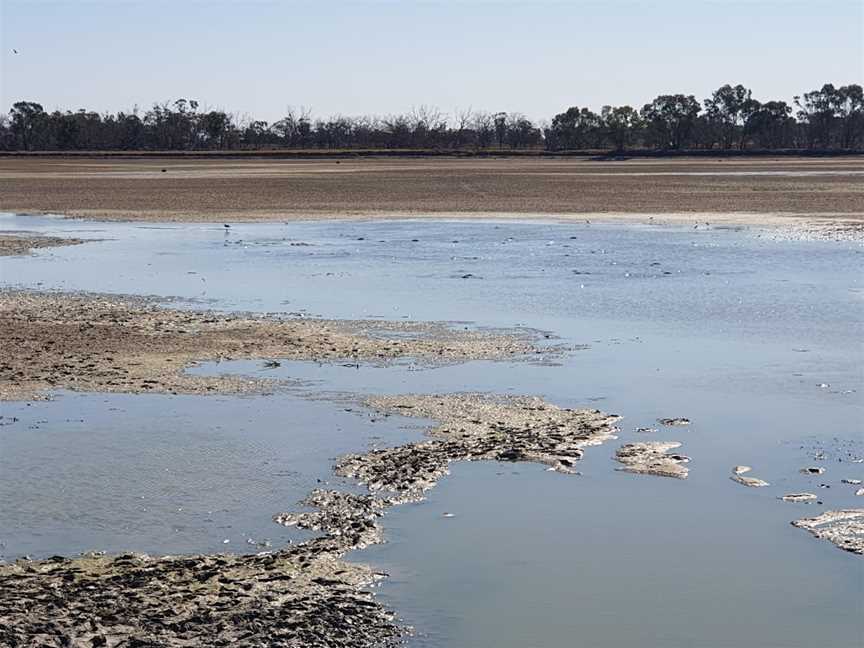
[1,0,862,124]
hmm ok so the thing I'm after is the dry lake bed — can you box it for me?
[0,204,862,646]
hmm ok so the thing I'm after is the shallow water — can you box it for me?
[1,213,862,646]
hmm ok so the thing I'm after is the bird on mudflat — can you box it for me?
[12,49,19,54]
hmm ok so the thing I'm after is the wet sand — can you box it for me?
[1,157,862,236]
[0,291,546,401]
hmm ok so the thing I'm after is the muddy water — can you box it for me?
[1,213,862,646]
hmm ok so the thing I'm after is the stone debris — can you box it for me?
[337,394,621,502]
[614,441,690,479]
[841,479,862,485]
[800,466,826,476]
[780,493,818,503]
[791,509,864,555]
[274,489,387,550]
[634,426,658,434]
[731,475,770,487]
[732,465,752,475]
[657,417,690,426]
[0,542,401,648]
[856,488,864,496]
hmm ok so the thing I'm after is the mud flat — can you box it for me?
[1,394,621,646]
[614,441,691,479]
[0,291,546,400]
[336,393,622,502]
[0,540,400,648]
[791,510,864,555]
[1,157,862,240]
[0,232,84,256]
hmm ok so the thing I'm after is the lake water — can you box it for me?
[1,213,862,647]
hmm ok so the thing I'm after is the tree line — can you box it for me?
[2,83,861,153]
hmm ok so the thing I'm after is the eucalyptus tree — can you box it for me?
[640,94,701,149]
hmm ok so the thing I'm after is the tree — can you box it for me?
[493,112,508,148]
[600,105,641,151]
[837,84,864,149]
[640,94,701,149]
[546,106,601,150]
[704,84,757,149]
[746,101,793,149]
[795,84,843,148]
[505,114,541,148]
[10,101,46,150]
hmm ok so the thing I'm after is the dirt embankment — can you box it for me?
[0,291,548,401]
[0,157,862,231]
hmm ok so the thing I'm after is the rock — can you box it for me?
[338,394,620,502]
[791,509,864,555]
[779,493,818,502]
[0,543,401,647]
[841,479,862,485]
[634,427,657,434]
[657,417,690,426]
[856,488,864,496]
[732,465,752,475]
[731,475,769,487]
[614,441,690,479]
[800,467,825,475]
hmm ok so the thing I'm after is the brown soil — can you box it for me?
[0,291,547,401]
[0,157,862,229]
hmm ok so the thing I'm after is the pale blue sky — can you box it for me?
[1,1,861,123]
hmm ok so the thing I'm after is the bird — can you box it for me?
[12,49,19,54]
[223,224,231,229]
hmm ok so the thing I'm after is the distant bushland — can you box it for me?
[2,83,861,153]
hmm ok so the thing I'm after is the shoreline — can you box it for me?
[6,209,863,243]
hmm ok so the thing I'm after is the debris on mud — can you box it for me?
[0,291,549,400]
[614,441,690,479]
[780,493,818,503]
[274,489,387,550]
[731,475,770,487]
[0,541,401,648]
[1,393,621,646]
[0,233,85,256]
[657,417,690,426]
[337,393,621,502]
[791,509,864,555]
[800,466,826,476]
